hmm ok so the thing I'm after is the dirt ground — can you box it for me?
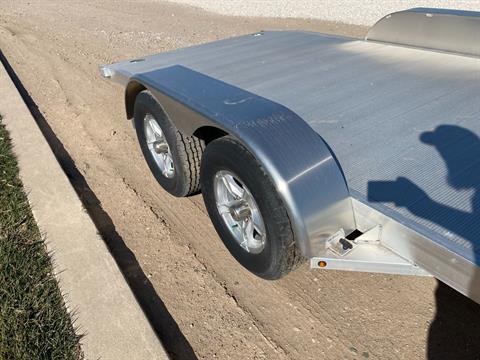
[1,1,479,359]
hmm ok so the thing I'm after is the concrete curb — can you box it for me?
[0,59,169,359]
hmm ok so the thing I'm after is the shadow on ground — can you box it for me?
[0,49,197,360]
[428,282,480,359]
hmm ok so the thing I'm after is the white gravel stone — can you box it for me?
[160,1,480,25]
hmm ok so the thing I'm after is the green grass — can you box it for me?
[0,116,82,360]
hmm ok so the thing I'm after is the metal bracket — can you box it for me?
[326,225,382,257]
[325,229,351,256]
[311,225,431,276]
[353,225,382,245]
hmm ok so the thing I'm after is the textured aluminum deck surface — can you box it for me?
[112,31,480,267]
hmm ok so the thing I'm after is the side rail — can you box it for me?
[366,8,480,58]
[128,65,356,257]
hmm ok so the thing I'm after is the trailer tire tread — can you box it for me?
[176,131,205,195]
[134,90,204,197]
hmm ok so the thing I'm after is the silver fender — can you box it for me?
[366,8,480,57]
[130,65,356,257]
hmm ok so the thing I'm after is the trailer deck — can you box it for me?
[102,9,480,302]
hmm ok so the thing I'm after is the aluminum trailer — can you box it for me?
[101,8,480,303]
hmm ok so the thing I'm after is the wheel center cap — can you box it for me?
[153,141,168,154]
[229,201,251,222]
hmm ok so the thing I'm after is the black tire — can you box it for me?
[201,136,304,279]
[134,90,204,197]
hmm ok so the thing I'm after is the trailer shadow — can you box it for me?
[368,124,480,359]
[0,49,197,360]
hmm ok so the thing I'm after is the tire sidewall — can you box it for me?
[134,91,189,196]
[201,137,291,279]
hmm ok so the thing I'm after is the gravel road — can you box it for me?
[162,0,480,25]
[0,1,479,359]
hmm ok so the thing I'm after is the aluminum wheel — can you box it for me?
[214,171,266,254]
[143,113,174,178]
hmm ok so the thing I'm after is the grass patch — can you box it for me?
[0,116,82,360]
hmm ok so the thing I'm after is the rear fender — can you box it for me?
[128,65,356,257]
